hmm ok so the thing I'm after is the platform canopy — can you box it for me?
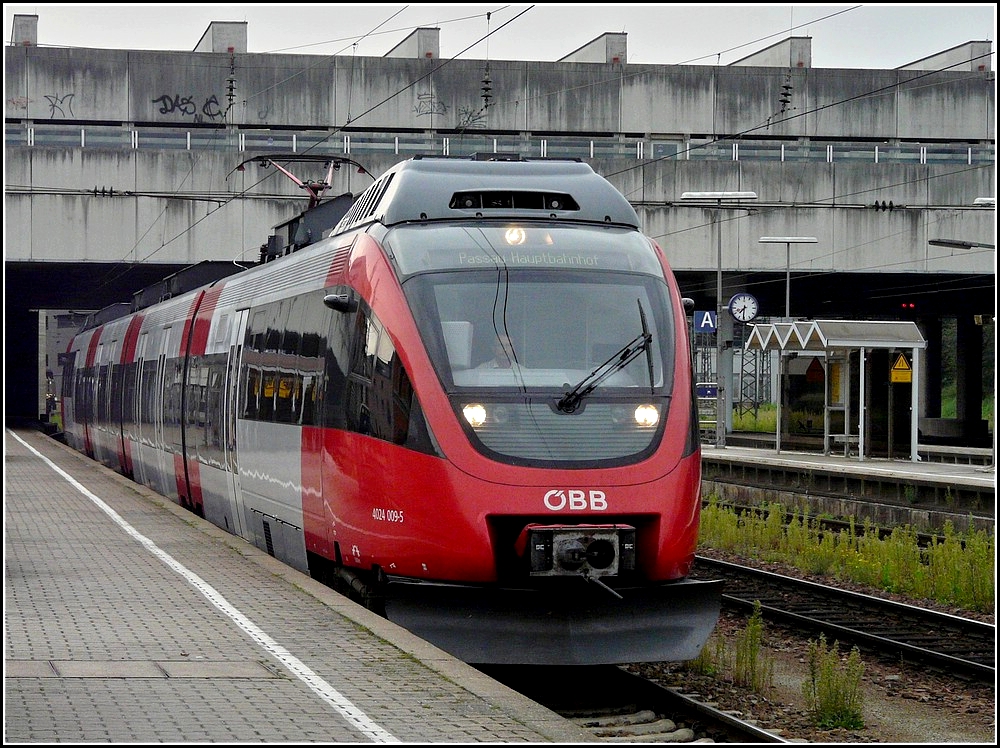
[745,319,926,353]
[744,319,926,462]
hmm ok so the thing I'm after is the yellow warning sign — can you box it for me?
[890,353,911,383]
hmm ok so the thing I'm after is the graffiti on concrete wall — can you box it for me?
[414,92,488,129]
[7,96,35,112]
[16,87,487,128]
[8,90,228,121]
[455,106,487,130]
[414,92,447,118]
[44,93,75,117]
[151,93,226,121]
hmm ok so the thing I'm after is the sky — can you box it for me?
[2,4,996,70]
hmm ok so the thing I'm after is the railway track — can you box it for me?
[691,556,995,681]
[481,555,995,742]
[478,664,789,743]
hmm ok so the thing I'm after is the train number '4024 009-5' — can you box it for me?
[372,507,404,523]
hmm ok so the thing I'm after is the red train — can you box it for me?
[60,155,721,665]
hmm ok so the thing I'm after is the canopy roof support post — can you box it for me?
[775,352,783,453]
[858,346,867,461]
[910,345,920,462]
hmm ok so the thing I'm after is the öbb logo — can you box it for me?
[543,489,608,511]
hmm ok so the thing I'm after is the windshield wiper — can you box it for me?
[638,300,655,396]
[557,301,652,413]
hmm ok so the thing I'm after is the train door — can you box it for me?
[119,322,143,480]
[82,340,101,460]
[92,342,106,463]
[112,355,128,474]
[58,349,78,449]
[98,355,116,468]
[133,331,152,487]
[222,308,250,537]
[148,326,174,497]
[99,337,122,472]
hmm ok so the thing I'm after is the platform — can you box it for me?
[701,440,995,534]
[3,428,594,743]
[703,440,995,488]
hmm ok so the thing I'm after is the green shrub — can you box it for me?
[699,497,995,612]
[685,602,773,694]
[802,634,865,729]
[733,601,773,692]
[684,634,724,676]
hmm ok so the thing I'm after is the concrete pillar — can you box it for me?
[919,317,942,417]
[955,314,983,425]
[6,307,40,424]
[193,21,248,53]
[11,14,38,46]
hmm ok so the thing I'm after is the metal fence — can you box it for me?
[6,123,994,166]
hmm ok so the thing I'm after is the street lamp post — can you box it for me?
[929,237,996,473]
[758,236,818,319]
[681,191,758,448]
[928,239,995,251]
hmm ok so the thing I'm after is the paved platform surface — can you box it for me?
[702,442,995,491]
[4,428,595,744]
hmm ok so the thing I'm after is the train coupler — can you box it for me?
[515,524,636,578]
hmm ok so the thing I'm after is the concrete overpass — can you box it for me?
[5,16,995,443]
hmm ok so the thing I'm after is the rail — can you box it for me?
[691,556,995,681]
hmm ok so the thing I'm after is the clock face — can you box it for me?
[728,293,759,322]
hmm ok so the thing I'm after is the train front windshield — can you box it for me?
[389,224,679,466]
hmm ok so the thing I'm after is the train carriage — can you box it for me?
[61,155,721,665]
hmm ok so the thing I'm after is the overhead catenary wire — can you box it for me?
[92,4,536,296]
[81,5,506,294]
[20,5,990,302]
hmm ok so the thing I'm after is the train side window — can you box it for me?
[248,309,267,351]
[205,361,226,450]
[185,359,208,431]
[122,361,138,428]
[356,315,379,379]
[264,299,291,353]
[281,295,303,355]
[374,329,394,380]
[60,351,77,400]
[300,327,321,358]
[274,295,305,425]
[97,364,111,426]
[273,372,298,423]
[214,314,231,346]
[243,366,261,419]
[300,373,318,426]
[110,365,125,426]
[344,309,377,434]
[73,369,85,422]
[164,358,185,452]
[139,360,157,425]
[259,372,276,420]
[340,304,415,445]
[300,289,330,426]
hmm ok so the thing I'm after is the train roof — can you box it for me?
[332,155,641,235]
[76,157,644,333]
[75,261,245,333]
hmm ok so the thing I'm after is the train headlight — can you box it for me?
[634,404,659,427]
[463,403,487,428]
[504,227,526,245]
